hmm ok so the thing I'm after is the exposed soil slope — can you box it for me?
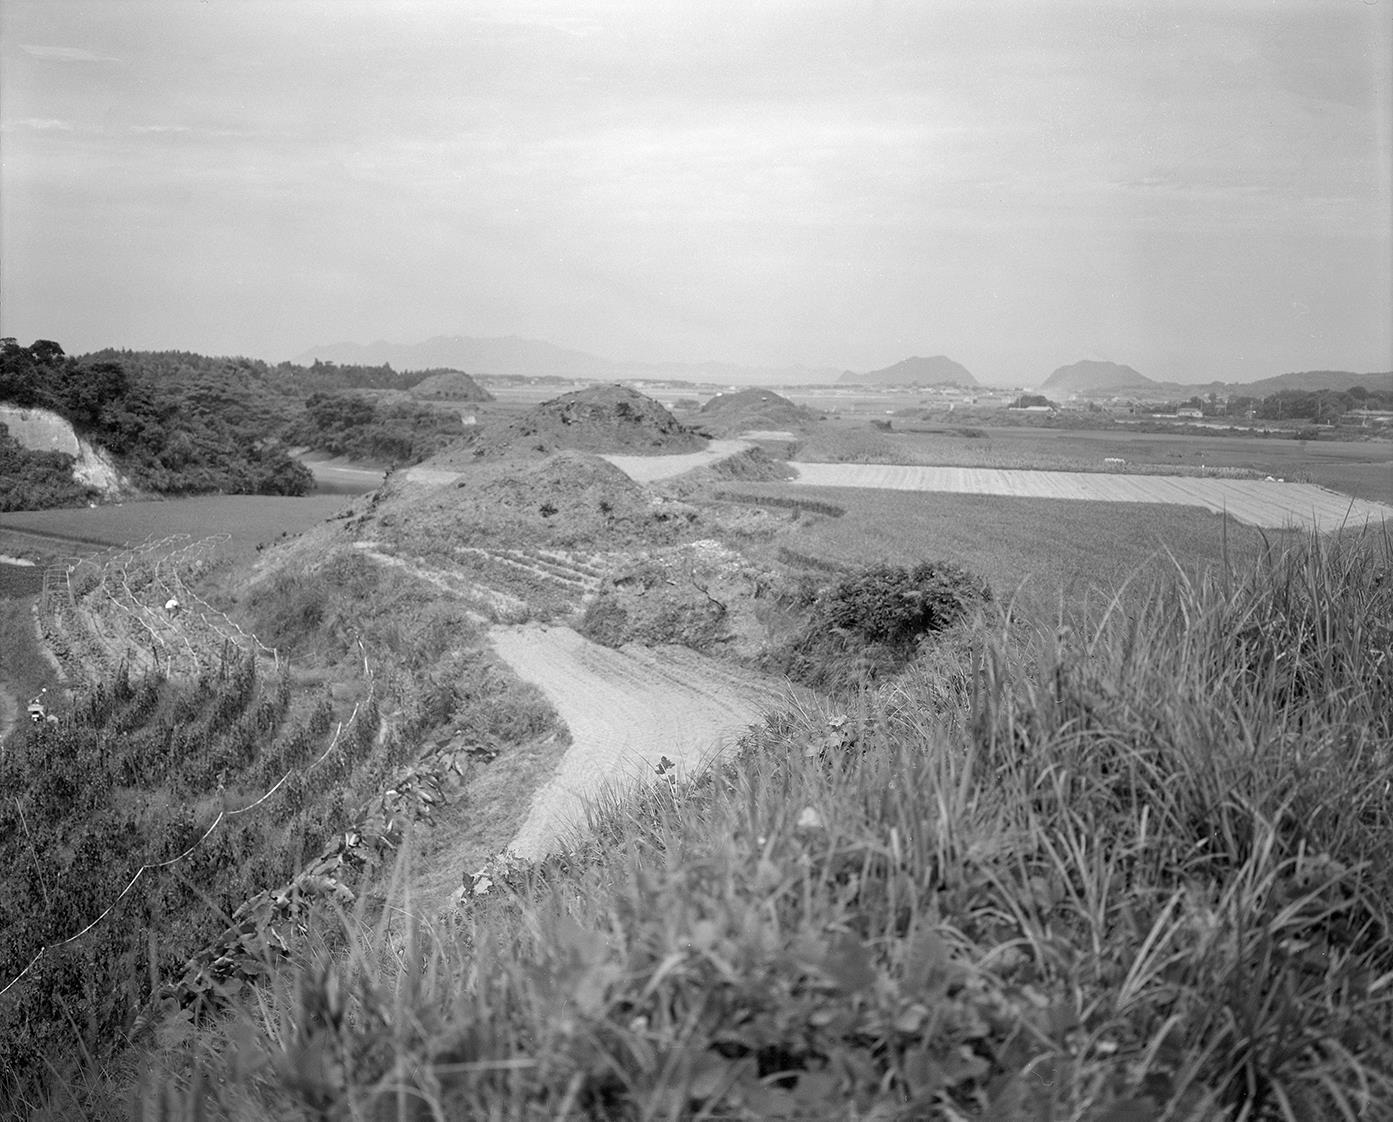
[788,463,1393,531]
[0,405,131,497]
[490,624,789,860]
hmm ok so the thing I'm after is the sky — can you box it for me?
[1,1,1389,386]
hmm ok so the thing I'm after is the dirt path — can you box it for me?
[601,439,752,483]
[400,465,466,488]
[787,463,1393,532]
[490,625,788,860]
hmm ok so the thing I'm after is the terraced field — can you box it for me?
[788,463,1393,532]
[41,535,279,684]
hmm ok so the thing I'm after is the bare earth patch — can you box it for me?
[490,624,788,859]
[788,463,1393,532]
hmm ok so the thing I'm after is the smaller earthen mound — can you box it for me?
[698,389,820,436]
[470,384,705,459]
[409,369,494,402]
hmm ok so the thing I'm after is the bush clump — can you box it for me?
[772,560,990,689]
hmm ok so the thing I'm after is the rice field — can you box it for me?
[788,462,1392,531]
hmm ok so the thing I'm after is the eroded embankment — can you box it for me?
[490,624,788,859]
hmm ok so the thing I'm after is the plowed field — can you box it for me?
[490,625,788,859]
[788,464,1393,532]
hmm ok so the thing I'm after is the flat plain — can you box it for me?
[790,418,1393,501]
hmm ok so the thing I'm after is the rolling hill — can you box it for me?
[1041,360,1154,395]
[1232,369,1393,397]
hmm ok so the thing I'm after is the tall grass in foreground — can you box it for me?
[121,528,1392,1121]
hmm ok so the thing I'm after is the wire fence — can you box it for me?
[0,545,376,1002]
[36,534,280,684]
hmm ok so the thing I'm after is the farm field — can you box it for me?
[0,493,354,560]
[795,419,1393,500]
[787,462,1392,531]
[736,483,1276,619]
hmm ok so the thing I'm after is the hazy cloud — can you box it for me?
[9,118,74,131]
[20,44,123,64]
[0,0,1388,383]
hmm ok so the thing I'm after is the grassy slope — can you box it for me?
[112,526,1393,1121]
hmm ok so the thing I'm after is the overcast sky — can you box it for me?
[1,1,1389,385]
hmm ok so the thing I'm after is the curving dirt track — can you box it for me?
[788,463,1393,532]
[490,624,788,860]
[601,439,751,483]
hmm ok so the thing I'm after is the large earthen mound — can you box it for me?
[380,451,709,551]
[698,389,820,436]
[409,370,494,402]
[468,385,704,460]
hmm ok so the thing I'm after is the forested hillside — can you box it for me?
[0,340,312,507]
[0,341,480,509]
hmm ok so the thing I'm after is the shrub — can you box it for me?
[770,561,991,689]
[578,594,631,648]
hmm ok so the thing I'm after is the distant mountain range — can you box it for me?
[838,355,978,387]
[1041,360,1392,399]
[292,334,1390,398]
[291,335,840,386]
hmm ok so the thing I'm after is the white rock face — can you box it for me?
[0,405,129,497]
